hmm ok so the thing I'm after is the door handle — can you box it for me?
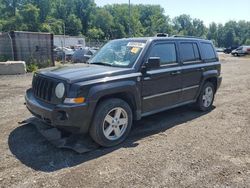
[196,67,205,71]
[170,71,181,75]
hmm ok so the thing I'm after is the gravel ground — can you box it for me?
[0,55,250,188]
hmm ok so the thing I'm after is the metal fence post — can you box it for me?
[7,32,14,61]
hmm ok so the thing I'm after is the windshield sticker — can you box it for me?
[130,47,140,54]
[127,42,145,48]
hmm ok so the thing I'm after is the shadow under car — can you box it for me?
[8,105,214,172]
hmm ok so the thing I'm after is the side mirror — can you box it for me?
[145,57,160,70]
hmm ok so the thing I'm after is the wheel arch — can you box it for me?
[95,92,139,120]
[87,80,142,125]
[195,70,219,100]
[202,70,219,92]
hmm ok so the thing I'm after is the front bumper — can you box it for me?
[25,88,91,134]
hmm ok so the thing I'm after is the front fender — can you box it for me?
[87,80,141,119]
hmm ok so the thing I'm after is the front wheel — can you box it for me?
[195,82,215,111]
[89,98,133,147]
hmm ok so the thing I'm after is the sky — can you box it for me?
[95,0,250,26]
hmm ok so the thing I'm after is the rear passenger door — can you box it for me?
[142,41,182,114]
[178,41,203,102]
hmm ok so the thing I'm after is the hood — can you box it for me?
[38,63,133,84]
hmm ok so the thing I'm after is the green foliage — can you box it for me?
[87,27,104,39]
[65,14,82,36]
[89,8,114,39]
[26,57,52,72]
[0,55,10,62]
[245,39,250,45]
[26,63,38,72]
[19,3,40,31]
[41,17,64,34]
[0,0,249,48]
[207,21,250,47]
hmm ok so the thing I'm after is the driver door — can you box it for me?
[141,41,182,114]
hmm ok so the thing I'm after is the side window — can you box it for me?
[148,43,177,65]
[180,42,201,62]
[200,43,217,61]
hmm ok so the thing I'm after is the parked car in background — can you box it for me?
[72,48,97,63]
[54,47,75,61]
[215,48,225,53]
[231,46,250,56]
[223,46,239,54]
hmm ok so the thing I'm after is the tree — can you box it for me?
[19,3,40,31]
[29,0,51,22]
[224,28,236,47]
[1,0,24,16]
[65,14,82,36]
[173,14,193,35]
[217,24,224,47]
[87,27,104,40]
[137,5,172,36]
[191,18,206,37]
[207,22,218,46]
[245,39,250,45]
[73,0,96,34]
[105,4,130,38]
[0,0,250,44]
[40,17,64,34]
[89,8,113,39]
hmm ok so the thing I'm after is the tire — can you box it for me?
[195,82,215,111]
[89,98,133,147]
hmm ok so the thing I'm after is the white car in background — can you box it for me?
[54,47,75,61]
[231,46,250,56]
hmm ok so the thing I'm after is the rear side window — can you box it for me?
[179,42,201,62]
[149,43,177,65]
[200,43,217,61]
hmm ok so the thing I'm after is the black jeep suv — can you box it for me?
[25,36,222,147]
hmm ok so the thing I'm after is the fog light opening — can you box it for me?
[57,111,69,121]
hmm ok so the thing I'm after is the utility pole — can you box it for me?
[63,22,66,64]
[128,0,131,37]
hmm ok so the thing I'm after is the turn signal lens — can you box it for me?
[64,97,85,104]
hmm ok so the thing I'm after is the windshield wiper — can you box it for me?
[90,62,112,66]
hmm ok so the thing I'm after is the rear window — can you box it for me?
[200,43,217,61]
[179,42,201,62]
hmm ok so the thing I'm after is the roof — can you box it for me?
[115,36,210,43]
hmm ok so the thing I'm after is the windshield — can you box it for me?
[89,40,146,67]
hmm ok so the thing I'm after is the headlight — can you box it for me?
[55,82,65,99]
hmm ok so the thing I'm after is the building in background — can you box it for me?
[54,35,85,49]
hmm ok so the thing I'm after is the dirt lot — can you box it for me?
[0,54,250,188]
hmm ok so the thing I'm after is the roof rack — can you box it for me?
[155,33,169,37]
[171,35,204,39]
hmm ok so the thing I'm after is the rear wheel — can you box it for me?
[89,98,132,147]
[195,82,215,111]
